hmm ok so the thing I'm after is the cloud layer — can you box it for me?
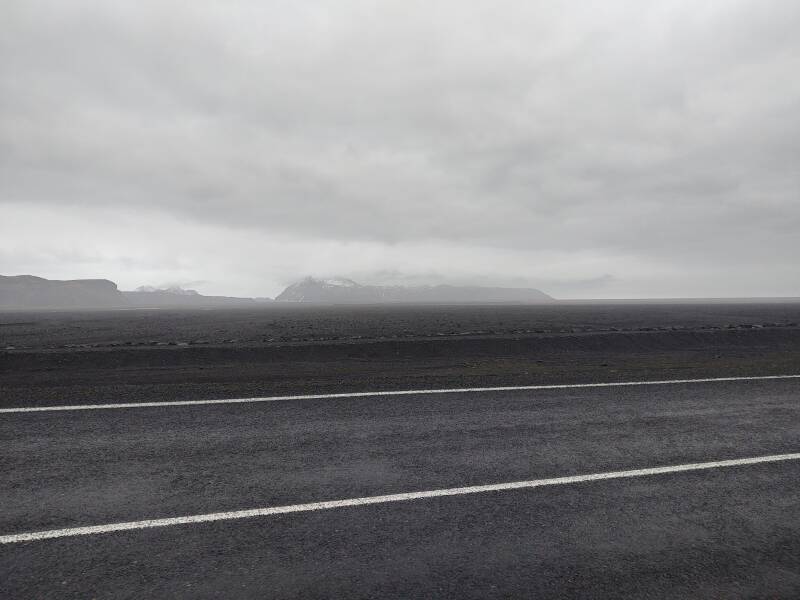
[2,0,799,297]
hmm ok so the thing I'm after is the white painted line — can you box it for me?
[2,374,799,414]
[2,452,798,544]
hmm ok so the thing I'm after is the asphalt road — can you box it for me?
[2,377,800,598]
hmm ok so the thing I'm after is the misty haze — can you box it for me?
[2,2,800,598]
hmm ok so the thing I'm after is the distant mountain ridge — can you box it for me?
[122,287,258,308]
[1,274,552,309]
[0,275,123,309]
[4,274,797,310]
[0,275,264,309]
[275,277,553,304]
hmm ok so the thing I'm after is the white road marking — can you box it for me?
[2,452,798,544]
[1,374,799,414]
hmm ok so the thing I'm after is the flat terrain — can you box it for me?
[2,304,800,597]
[2,303,800,407]
[2,378,800,598]
[3,303,800,351]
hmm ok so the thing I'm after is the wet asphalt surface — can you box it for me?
[2,377,800,598]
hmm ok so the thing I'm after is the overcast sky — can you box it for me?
[2,1,799,298]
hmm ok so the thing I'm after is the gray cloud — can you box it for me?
[2,0,799,297]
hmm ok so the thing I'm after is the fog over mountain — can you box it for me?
[2,1,799,298]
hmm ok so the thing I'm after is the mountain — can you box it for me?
[0,276,271,309]
[122,286,260,308]
[0,275,124,309]
[275,277,553,304]
[2,273,551,309]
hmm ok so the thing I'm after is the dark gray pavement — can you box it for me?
[2,378,800,598]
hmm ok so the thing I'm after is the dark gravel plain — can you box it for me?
[2,302,800,407]
[2,302,800,350]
